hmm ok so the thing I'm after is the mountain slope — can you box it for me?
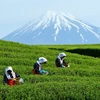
[2,11,100,44]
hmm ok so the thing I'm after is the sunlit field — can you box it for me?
[0,40,100,100]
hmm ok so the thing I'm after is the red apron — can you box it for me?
[8,79,15,86]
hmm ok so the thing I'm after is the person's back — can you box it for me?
[55,57,63,67]
[34,61,42,74]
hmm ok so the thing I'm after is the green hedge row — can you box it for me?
[0,82,100,100]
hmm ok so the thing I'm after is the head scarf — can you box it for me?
[5,66,16,79]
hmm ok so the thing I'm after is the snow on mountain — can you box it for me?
[2,11,100,44]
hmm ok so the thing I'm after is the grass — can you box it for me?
[0,40,100,100]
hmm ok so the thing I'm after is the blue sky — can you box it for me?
[0,0,100,38]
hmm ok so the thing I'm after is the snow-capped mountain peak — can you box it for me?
[2,11,100,44]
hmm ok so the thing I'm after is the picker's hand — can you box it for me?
[46,71,49,75]
[16,77,20,80]
[67,64,70,68]
[11,78,16,81]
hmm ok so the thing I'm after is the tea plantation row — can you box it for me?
[0,40,100,100]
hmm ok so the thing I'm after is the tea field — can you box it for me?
[0,40,100,100]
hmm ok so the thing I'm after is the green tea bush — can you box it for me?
[0,40,100,100]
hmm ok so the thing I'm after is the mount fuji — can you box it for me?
[2,11,100,44]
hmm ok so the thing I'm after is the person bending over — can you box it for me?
[33,57,49,75]
[55,52,70,68]
[3,66,24,86]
